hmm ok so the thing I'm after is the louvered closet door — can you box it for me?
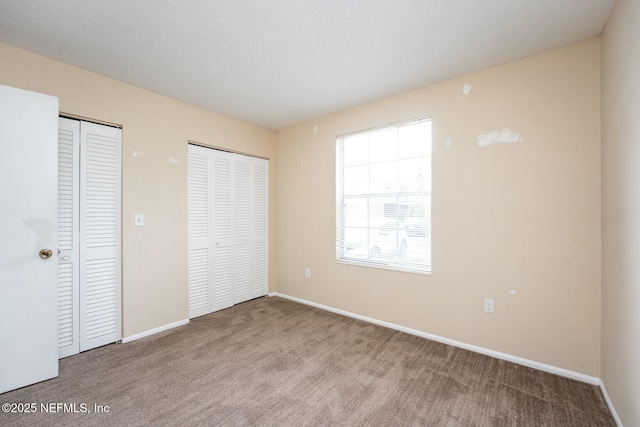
[251,158,269,299]
[79,122,122,352]
[188,145,212,318]
[232,154,252,304]
[187,146,269,317]
[211,150,234,312]
[58,118,80,358]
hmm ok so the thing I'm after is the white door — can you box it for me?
[79,121,122,351]
[0,84,59,393]
[57,118,81,358]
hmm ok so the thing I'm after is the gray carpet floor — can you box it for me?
[0,296,615,426]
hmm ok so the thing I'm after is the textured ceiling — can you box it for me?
[0,1,613,130]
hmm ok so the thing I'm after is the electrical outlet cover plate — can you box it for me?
[484,298,494,313]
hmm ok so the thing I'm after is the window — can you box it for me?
[336,118,432,274]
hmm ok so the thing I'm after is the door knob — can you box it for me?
[39,249,53,259]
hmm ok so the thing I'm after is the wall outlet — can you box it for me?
[484,298,494,314]
[305,268,311,279]
[134,213,144,227]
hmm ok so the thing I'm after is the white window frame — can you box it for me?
[336,117,432,275]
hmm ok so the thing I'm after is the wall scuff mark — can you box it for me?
[132,150,144,157]
[478,128,523,147]
[445,139,452,149]
[169,158,180,164]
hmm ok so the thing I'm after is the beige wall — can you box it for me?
[276,39,602,376]
[601,0,640,424]
[0,35,606,380]
[0,42,277,337]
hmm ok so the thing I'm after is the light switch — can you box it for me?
[134,213,144,227]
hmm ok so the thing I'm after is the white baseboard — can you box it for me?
[269,292,600,385]
[121,318,189,343]
[600,380,623,426]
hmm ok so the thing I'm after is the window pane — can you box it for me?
[370,161,398,194]
[368,196,397,225]
[398,157,430,193]
[402,193,430,266]
[399,121,431,159]
[370,128,397,163]
[405,234,430,267]
[344,165,368,195]
[368,226,399,260]
[343,133,369,166]
[368,219,412,260]
[343,198,368,228]
[343,227,368,260]
[402,195,429,236]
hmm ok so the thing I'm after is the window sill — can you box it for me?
[336,258,432,276]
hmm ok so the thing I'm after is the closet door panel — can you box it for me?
[233,243,251,303]
[212,246,232,309]
[252,158,269,298]
[233,154,252,304]
[188,145,212,318]
[57,118,80,358]
[211,150,233,311]
[79,122,122,352]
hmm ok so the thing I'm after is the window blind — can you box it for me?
[336,118,432,274]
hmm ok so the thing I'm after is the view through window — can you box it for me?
[336,118,432,274]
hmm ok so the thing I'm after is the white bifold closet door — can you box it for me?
[57,118,122,358]
[188,144,268,318]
